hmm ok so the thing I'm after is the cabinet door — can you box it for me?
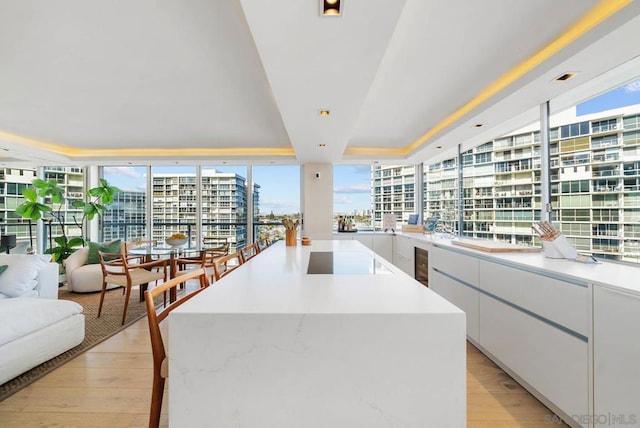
[593,286,640,427]
[480,294,589,423]
[352,234,373,250]
[372,234,393,262]
[431,270,478,341]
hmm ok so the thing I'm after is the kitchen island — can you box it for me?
[169,239,466,427]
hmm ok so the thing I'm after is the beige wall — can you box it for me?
[301,163,333,240]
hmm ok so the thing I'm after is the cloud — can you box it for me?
[334,195,353,205]
[104,166,143,179]
[334,184,370,194]
[624,79,640,93]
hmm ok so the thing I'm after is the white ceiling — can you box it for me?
[1,0,640,166]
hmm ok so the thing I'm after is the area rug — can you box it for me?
[0,286,161,401]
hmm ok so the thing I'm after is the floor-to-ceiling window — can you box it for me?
[334,165,375,231]
[252,165,300,243]
[102,166,147,242]
[200,165,248,252]
[151,165,198,245]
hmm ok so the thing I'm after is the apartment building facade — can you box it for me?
[384,105,640,263]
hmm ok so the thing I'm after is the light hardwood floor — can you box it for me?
[0,294,566,427]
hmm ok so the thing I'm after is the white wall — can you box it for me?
[301,163,333,240]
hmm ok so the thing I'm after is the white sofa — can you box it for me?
[0,254,85,385]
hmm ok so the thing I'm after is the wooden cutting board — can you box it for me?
[452,239,542,253]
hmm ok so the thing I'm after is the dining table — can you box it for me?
[168,239,466,427]
[128,242,220,301]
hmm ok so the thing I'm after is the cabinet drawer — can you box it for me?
[431,270,478,341]
[480,294,589,424]
[395,235,413,259]
[432,247,479,285]
[479,261,588,337]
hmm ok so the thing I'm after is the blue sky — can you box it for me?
[577,78,640,115]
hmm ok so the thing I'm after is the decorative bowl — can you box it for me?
[165,238,187,247]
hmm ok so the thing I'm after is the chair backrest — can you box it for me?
[239,243,259,263]
[144,268,208,428]
[213,252,244,281]
[98,251,130,277]
[256,238,269,253]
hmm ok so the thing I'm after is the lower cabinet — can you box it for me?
[429,246,589,427]
[479,294,589,423]
[431,270,479,341]
[593,286,640,428]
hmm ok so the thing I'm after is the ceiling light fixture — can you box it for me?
[319,109,330,116]
[555,72,576,82]
[321,0,341,16]
[319,143,327,148]
[473,123,484,128]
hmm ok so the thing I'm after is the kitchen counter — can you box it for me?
[169,239,465,427]
[398,232,640,296]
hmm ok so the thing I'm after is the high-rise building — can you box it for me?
[424,104,640,263]
[371,165,416,229]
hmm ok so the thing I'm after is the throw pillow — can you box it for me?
[0,256,45,297]
[85,240,122,265]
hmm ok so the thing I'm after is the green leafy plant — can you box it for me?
[15,178,121,263]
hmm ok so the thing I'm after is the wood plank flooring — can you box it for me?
[0,292,566,427]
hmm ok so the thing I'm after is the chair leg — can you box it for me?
[149,374,165,428]
[121,284,133,325]
[97,280,108,318]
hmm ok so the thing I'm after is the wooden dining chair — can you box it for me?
[174,248,218,285]
[97,251,168,325]
[239,242,259,263]
[256,238,270,253]
[212,251,244,280]
[144,268,208,428]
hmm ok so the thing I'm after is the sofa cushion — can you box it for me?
[86,240,121,265]
[0,298,83,346]
[0,255,51,298]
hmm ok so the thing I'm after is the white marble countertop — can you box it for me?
[169,239,466,427]
[398,232,640,296]
[176,239,462,315]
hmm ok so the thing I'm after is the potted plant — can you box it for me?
[15,178,121,266]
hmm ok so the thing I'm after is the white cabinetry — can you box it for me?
[393,235,413,276]
[430,248,479,341]
[372,233,393,262]
[428,246,590,427]
[332,233,393,263]
[593,285,640,427]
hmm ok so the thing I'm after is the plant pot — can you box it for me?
[285,229,297,246]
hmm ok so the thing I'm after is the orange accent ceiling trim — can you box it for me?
[346,0,632,158]
[0,130,295,158]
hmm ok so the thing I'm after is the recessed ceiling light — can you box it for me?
[436,146,442,149]
[321,0,341,16]
[319,110,330,116]
[554,72,576,82]
[473,123,484,128]
[319,143,327,148]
